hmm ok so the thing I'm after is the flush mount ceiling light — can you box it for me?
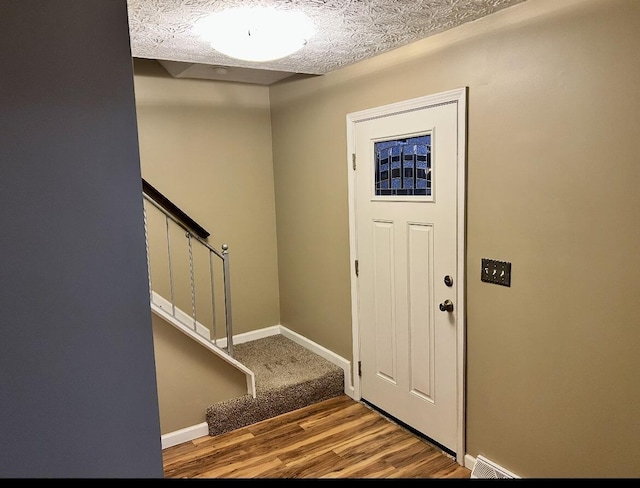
[194,7,316,63]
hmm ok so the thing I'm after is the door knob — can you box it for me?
[439,299,454,312]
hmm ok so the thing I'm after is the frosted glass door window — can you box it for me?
[374,135,431,196]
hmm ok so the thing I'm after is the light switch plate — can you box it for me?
[481,258,511,287]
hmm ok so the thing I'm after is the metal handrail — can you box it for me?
[142,178,210,239]
[143,191,234,356]
[143,193,223,258]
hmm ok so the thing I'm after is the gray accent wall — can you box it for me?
[0,0,163,478]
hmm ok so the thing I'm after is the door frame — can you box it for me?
[346,87,467,463]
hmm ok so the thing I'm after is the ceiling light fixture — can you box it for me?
[194,7,316,63]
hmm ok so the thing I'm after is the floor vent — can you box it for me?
[471,455,519,479]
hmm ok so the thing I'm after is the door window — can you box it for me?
[374,134,431,198]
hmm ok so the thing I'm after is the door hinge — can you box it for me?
[352,153,356,170]
[355,259,359,276]
[358,360,362,377]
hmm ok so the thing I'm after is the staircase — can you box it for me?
[143,182,345,439]
[206,334,344,436]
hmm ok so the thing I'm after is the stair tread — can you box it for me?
[206,334,344,436]
[234,335,342,393]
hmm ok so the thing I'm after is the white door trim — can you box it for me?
[346,87,467,463]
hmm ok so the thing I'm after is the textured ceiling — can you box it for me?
[128,0,527,83]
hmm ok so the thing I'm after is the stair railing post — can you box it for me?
[142,200,153,303]
[208,250,218,347]
[166,215,176,318]
[187,231,197,331]
[222,244,233,356]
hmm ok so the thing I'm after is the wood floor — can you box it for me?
[162,394,472,479]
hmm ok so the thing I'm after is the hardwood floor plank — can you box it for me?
[263,450,347,478]
[320,460,398,479]
[197,455,284,478]
[326,430,426,477]
[383,438,444,468]
[275,414,391,464]
[162,431,253,463]
[162,394,472,479]
[388,451,467,479]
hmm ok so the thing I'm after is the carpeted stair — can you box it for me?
[205,334,345,436]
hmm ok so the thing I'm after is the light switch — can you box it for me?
[481,258,511,287]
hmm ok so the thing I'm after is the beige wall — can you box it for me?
[133,59,280,335]
[134,60,281,433]
[270,0,640,478]
[151,314,247,434]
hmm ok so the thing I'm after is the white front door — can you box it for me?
[347,89,466,457]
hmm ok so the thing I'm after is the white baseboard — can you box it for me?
[151,293,256,398]
[161,422,209,449]
[152,291,211,339]
[277,325,355,399]
[231,325,281,345]
[465,453,477,470]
